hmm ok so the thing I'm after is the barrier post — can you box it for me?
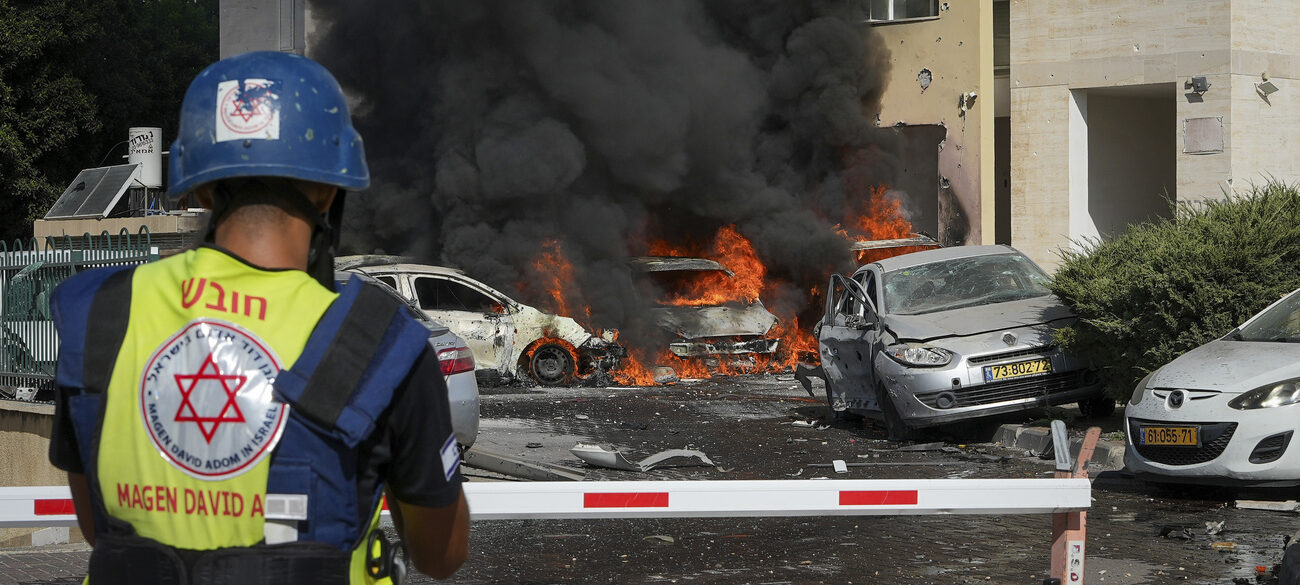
[1051,426,1101,584]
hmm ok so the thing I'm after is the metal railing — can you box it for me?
[0,229,159,401]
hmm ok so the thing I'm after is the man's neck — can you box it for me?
[212,215,314,271]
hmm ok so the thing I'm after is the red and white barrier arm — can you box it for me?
[0,478,1089,528]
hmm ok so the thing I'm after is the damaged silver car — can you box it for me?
[628,256,780,365]
[339,257,622,386]
[813,245,1107,439]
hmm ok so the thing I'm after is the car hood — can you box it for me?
[884,295,1074,341]
[1151,340,1300,393]
[650,303,778,339]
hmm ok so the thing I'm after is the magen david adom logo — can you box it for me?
[215,78,280,142]
[140,319,288,480]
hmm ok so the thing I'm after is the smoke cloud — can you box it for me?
[311,0,894,331]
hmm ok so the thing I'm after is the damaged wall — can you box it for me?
[871,0,995,246]
[1011,0,1300,270]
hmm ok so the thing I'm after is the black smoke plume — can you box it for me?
[311,0,894,332]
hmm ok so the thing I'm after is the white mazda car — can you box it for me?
[1125,288,1300,486]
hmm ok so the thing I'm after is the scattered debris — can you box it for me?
[462,447,586,481]
[1235,500,1300,512]
[918,69,932,93]
[895,442,946,452]
[570,443,715,472]
[526,442,543,448]
[575,414,590,420]
[653,367,679,385]
[832,460,848,473]
[1210,541,1236,552]
[1156,526,1194,540]
[785,468,804,477]
[1206,521,1225,535]
[809,461,961,468]
[792,420,816,428]
[643,535,675,545]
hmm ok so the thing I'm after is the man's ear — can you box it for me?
[194,185,214,209]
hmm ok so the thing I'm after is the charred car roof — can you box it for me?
[848,234,940,252]
[627,256,735,277]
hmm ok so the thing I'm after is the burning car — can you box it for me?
[339,257,622,386]
[628,256,781,368]
[813,245,1107,439]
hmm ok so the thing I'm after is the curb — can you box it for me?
[992,424,1126,471]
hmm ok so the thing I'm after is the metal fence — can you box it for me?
[0,229,158,401]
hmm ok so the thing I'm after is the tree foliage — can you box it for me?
[0,0,216,241]
[1051,182,1300,398]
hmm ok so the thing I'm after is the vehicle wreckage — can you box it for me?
[338,256,623,386]
[804,245,1108,439]
[628,256,781,364]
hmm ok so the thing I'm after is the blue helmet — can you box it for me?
[168,51,369,197]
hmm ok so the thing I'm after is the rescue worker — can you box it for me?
[47,51,469,583]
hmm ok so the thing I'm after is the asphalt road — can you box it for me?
[4,374,1298,584]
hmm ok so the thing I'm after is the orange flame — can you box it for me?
[833,185,939,264]
[531,239,592,327]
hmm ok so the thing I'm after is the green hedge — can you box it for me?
[1051,181,1300,399]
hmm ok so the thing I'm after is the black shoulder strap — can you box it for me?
[83,268,135,394]
[290,284,398,428]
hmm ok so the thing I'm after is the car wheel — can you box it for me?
[876,384,915,441]
[1078,393,1116,418]
[529,343,576,386]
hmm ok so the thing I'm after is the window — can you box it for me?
[413,276,504,314]
[374,275,399,291]
[867,0,939,23]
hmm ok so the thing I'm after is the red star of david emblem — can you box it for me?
[173,353,247,444]
[227,92,266,123]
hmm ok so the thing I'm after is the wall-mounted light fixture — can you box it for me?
[1257,72,1279,96]
[1185,76,1211,94]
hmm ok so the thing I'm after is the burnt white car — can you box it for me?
[337,272,479,448]
[628,256,780,366]
[340,259,621,386]
[1125,288,1300,486]
[815,245,1106,439]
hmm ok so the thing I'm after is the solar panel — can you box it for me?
[44,164,141,219]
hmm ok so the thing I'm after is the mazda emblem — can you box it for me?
[1169,390,1185,408]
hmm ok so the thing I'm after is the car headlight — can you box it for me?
[886,343,953,367]
[1228,379,1300,410]
[1129,372,1155,406]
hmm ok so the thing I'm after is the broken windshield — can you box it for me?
[882,253,1053,315]
[1235,290,1300,342]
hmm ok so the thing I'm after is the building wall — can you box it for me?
[1011,0,1239,269]
[873,1,994,246]
[0,403,77,547]
[220,0,305,58]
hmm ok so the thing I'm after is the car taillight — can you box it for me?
[437,346,475,377]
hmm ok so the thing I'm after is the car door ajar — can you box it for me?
[818,273,880,413]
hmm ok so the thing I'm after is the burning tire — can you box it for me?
[528,342,576,386]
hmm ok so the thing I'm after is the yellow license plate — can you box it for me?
[1140,426,1200,446]
[983,358,1052,382]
